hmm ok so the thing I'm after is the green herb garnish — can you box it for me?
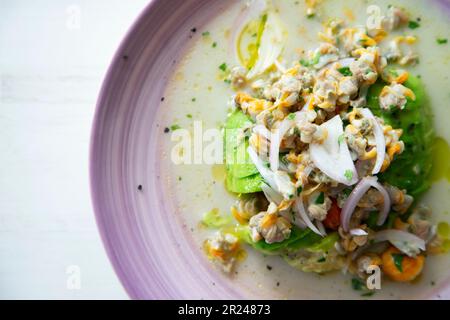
[212,42,217,48]
[186,114,192,118]
[338,67,353,76]
[219,63,227,72]
[392,253,404,272]
[288,113,296,120]
[317,257,326,263]
[408,20,420,29]
[315,192,325,204]
[437,38,448,45]
[202,31,210,37]
[361,291,375,297]
[387,69,399,77]
[338,133,345,145]
[351,278,365,291]
[170,124,181,131]
[300,53,321,67]
[297,186,303,196]
[344,170,354,181]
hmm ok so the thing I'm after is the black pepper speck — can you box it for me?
[137,185,143,191]
[266,265,272,271]
[164,127,170,133]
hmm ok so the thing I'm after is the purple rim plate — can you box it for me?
[90,0,450,299]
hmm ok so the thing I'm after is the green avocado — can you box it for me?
[224,110,263,193]
[226,172,263,194]
[242,226,323,255]
[367,75,435,199]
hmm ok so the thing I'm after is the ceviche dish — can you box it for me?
[159,0,450,298]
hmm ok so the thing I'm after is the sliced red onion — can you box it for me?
[248,146,295,199]
[248,145,276,186]
[301,96,313,111]
[341,176,391,232]
[310,115,358,186]
[230,0,267,64]
[253,124,271,140]
[373,229,426,257]
[316,221,327,236]
[294,197,323,236]
[269,119,293,171]
[247,13,286,79]
[281,209,307,230]
[371,179,391,226]
[350,228,368,236]
[274,59,287,73]
[360,108,385,175]
[261,182,283,205]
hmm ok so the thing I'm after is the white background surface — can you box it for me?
[0,0,150,299]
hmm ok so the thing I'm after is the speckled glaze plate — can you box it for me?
[90,0,450,299]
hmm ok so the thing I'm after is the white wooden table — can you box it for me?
[0,0,150,299]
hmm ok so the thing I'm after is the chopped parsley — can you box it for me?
[307,13,315,19]
[344,170,354,181]
[351,278,365,291]
[300,53,321,67]
[186,114,192,118]
[437,38,448,45]
[392,253,404,272]
[315,192,325,204]
[408,20,420,29]
[192,98,196,102]
[170,124,181,131]
[317,257,326,263]
[202,31,210,37]
[338,67,353,76]
[338,133,345,145]
[343,188,352,197]
[224,79,231,84]
[219,63,227,72]
[388,69,399,77]
[297,186,303,196]
[212,42,217,48]
[361,291,375,297]
[287,113,296,120]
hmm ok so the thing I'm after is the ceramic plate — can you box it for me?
[90,0,450,299]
